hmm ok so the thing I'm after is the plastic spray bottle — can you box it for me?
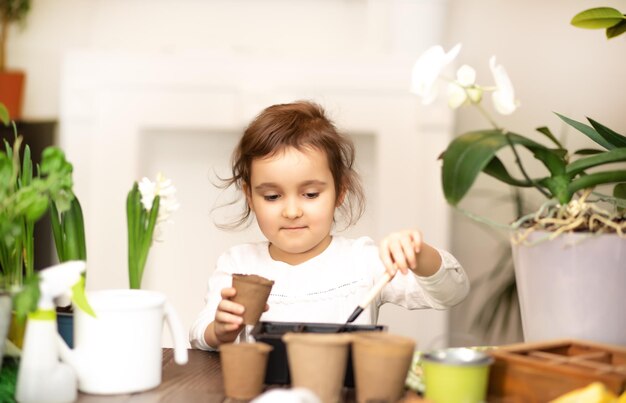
[15,261,91,403]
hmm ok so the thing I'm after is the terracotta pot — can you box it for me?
[231,274,274,325]
[351,332,415,403]
[282,332,352,403]
[0,71,25,120]
[220,342,273,400]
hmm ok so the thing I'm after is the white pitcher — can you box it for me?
[58,289,188,395]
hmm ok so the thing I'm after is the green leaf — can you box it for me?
[530,147,567,176]
[127,183,140,289]
[614,183,626,200]
[573,148,604,155]
[135,196,160,289]
[50,201,66,261]
[568,171,626,198]
[12,275,41,323]
[441,130,551,205]
[20,145,32,188]
[588,118,626,148]
[24,195,49,222]
[567,148,626,176]
[536,126,563,148]
[0,104,9,125]
[614,183,626,213]
[483,157,535,187]
[62,202,80,260]
[555,113,613,150]
[571,7,624,29]
[70,196,87,261]
[540,174,571,204]
[607,19,626,38]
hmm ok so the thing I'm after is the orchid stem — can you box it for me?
[503,133,551,199]
[473,101,501,130]
[472,101,551,199]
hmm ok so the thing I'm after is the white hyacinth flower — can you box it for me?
[411,43,462,104]
[138,173,179,240]
[489,56,518,115]
[447,64,483,109]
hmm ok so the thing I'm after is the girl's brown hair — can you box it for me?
[218,100,365,229]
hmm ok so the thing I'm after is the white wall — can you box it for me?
[10,0,458,348]
[10,0,625,348]
[11,0,446,119]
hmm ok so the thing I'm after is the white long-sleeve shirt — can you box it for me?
[189,236,469,350]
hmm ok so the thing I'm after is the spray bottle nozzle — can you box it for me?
[38,261,87,311]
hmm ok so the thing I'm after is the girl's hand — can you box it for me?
[209,287,271,346]
[379,229,422,276]
[213,287,245,344]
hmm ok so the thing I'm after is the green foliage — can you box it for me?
[11,273,38,322]
[0,0,31,71]
[441,115,626,207]
[126,182,159,289]
[0,108,75,323]
[571,7,626,39]
[0,0,31,24]
[51,195,87,262]
[0,104,8,125]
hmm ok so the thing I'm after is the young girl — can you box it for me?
[190,101,469,350]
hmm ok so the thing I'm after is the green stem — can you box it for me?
[473,101,502,131]
[504,133,552,199]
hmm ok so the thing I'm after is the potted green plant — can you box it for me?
[0,0,30,119]
[410,8,626,345]
[0,102,76,349]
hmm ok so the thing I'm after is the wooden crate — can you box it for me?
[488,339,626,402]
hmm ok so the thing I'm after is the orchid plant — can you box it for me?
[126,173,178,289]
[411,44,626,242]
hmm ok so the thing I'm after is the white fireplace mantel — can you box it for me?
[60,50,454,347]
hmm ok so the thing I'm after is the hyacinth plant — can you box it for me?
[411,44,626,244]
[126,173,178,289]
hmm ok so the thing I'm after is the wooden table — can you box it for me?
[77,349,227,402]
[75,349,510,403]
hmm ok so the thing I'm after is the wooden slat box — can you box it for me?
[488,339,626,402]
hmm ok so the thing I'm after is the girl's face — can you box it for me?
[246,146,339,265]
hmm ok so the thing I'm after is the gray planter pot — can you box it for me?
[511,231,626,346]
[0,291,12,369]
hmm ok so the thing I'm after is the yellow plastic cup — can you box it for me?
[422,348,493,403]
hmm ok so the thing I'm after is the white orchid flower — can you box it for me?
[138,173,179,240]
[411,43,462,104]
[489,56,518,115]
[447,64,483,109]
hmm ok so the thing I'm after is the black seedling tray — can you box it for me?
[251,321,386,386]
